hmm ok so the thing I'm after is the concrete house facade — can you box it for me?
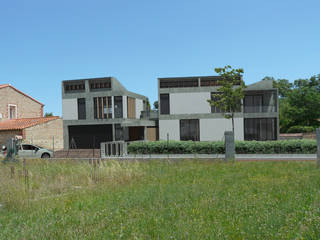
[62,77,157,149]
[158,76,279,141]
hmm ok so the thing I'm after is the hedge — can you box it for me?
[127,140,317,154]
[287,126,315,133]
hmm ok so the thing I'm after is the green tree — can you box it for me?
[44,112,53,117]
[272,78,293,98]
[153,101,159,110]
[207,65,246,133]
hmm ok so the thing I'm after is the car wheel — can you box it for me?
[41,153,50,158]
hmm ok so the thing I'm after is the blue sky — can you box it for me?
[1,0,319,116]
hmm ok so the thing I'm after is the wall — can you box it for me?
[200,118,244,141]
[159,119,180,140]
[62,99,78,120]
[24,118,63,150]
[135,99,143,119]
[0,130,22,147]
[169,92,211,114]
[0,87,43,121]
[146,127,158,141]
[122,96,127,118]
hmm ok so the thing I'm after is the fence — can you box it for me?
[100,141,127,158]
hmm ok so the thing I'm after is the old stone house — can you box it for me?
[0,84,63,150]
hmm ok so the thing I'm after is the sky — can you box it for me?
[1,0,319,116]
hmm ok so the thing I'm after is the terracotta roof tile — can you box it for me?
[0,117,60,130]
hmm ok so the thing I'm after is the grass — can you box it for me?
[0,159,320,239]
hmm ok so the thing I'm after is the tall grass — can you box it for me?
[0,160,320,239]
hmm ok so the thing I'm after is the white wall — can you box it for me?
[200,118,244,141]
[123,96,127,119]
[170,92,211,114]
[62,99,78,120]
[159,119,180,140]
[135,99,144,119]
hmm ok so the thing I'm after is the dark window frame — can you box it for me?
[77,98,86,120]
[180,119,200,141]
[160,94,170,115]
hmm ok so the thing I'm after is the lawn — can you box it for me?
[0,159,320,239]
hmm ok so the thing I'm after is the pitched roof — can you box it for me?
[0,84,44,106]
[0,117,60,130]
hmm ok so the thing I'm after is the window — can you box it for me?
[244,95,263,113]
[210,93,224,113]
[160,94,170,115]
[180,119,200,141]
[8,105,17,119]
[77,98,86,120]
[89,79,111,90]
[244,118,277,141]
[64,82,85,93]
[94,97,112,119]
[114,96,123,118]
[22,144,38,151]
[160,79,198,88]
[115,124,123,141]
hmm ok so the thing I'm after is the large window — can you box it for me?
[210,93,224,113]
[114,96,123,118]
[77,98,86,120]
[244,118,277,141]
[94,97,112,119]
[244,95,263,113]
[180,119,200,141]
[160,94,170,115]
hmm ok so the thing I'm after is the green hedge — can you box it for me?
[287,126,315,133]
[127,140,317,154]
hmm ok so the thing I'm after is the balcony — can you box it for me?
[140,110,159,120]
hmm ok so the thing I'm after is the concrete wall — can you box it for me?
[123,96,127,119]
[24,118,63,150]
[170,92,211,114]
[0,87,43,121]
[159,119,180,140]
[200,118,244,141]
[62,99,78,120]
[136,99,144,119]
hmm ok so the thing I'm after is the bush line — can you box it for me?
[127,140,317,154]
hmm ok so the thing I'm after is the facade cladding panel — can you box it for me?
[170,92,211,114]
[159,119,180,140]
[68,124,112,149]
[62,99,78,120]
[200,118,244,141]
[135,99,144,119]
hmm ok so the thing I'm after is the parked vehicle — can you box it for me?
[0,144,53,158]
[18,144,53,158]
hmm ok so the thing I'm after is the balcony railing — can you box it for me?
[140,110,159,120]
[244,105,277,113]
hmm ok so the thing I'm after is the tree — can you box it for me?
[153,101,159,110]
[44,112,53,117]
[272,78,292,98]
[207,65,246,133]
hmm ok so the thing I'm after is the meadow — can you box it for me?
[0,159,320,239]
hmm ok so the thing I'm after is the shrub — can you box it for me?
[127,140,317,154]
[287,126,315,133]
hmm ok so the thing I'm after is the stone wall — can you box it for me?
[0,130,23,146]
[24,118,63,150]
[0,86,43,121]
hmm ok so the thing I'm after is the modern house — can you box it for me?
[62,77,157,149]
[0,84,63,149]
[158,76,278,141]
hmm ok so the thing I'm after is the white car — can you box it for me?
[18,144,53,158]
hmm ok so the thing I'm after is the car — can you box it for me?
[17,144,53,158]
